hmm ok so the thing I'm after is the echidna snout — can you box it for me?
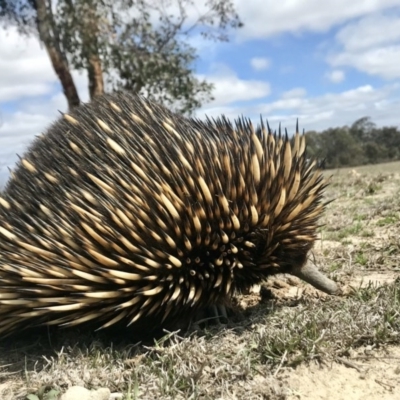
[0,92,339,337]
[291,263,339,294]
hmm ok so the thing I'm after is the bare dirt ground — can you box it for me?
[1,160,399,399]
[280,161,400,400]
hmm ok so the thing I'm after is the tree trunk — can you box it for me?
[35,0,80,110]
[81,2,104,100]
[88,54,104,99]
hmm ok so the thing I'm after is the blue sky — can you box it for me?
[1,0,400,189]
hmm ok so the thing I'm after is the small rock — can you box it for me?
[60,385,111,400]
[89,388,111,400]
[60,386,89,400]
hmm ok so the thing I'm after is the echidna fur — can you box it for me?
[0,92,338,337]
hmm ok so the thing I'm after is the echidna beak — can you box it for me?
[292,263,340,295]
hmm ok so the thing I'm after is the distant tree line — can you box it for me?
[304,117,400,169]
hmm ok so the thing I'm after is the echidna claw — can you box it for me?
[206,304,229,324]
[191,304,230,328]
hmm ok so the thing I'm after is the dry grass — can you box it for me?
[1,160,400,400]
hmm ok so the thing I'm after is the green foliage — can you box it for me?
[305,116,400,169]
[0,0,243,114]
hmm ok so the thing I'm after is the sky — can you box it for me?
[1,0,400,189]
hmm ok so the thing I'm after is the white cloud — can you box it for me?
[0,25,90,189]
[328,13,400,79]
[0,27,57,102]
[326,70,345,83]
[260,85,378,115]
[335,13,400,51]
[0,111,53,172]
[233,0,400,40]
[278,83,400,129]
[199,83,400,132]
[89,0,399,44]
[281,88,307,99]
[250,57,270,71]
[330,45,400,80]
[200,64,271,107]
[0,69,90,166]
[0,26,90,104]
[0,84,54,103]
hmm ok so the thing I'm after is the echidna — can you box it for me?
[0,92,338,337]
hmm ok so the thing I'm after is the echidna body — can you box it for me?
[0,92,337,337]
